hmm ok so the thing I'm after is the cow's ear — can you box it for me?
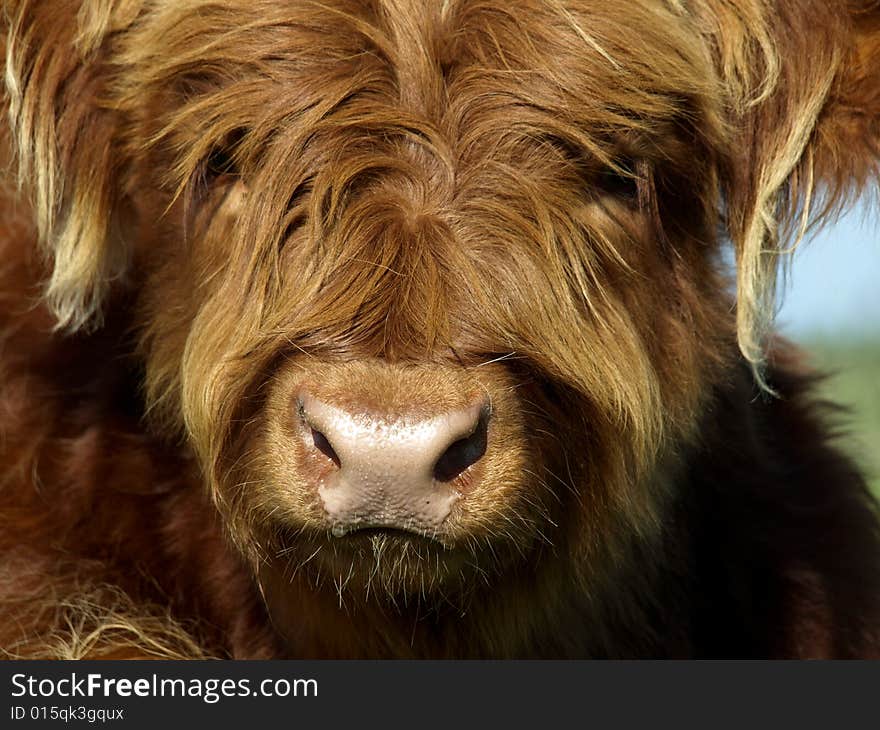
[701,0,880,383]
[810,4,880,194]
[4,0,141,330]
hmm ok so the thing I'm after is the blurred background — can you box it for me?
[775,197,879,497]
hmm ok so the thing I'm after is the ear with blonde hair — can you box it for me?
[4,0,140,330]
[698,0,880,383]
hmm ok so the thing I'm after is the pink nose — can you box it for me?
[297,393,489,536]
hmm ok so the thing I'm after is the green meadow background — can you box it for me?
[779,202,879,499]
[800,343,880,498]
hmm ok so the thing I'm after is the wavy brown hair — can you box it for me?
[1,0,878,658]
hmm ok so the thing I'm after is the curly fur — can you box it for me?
[1,0,879,658]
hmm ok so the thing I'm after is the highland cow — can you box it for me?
[1,0,879,659]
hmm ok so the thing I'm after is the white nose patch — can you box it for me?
[300,395,483,534]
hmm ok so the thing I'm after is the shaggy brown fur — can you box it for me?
[1,0,879,658]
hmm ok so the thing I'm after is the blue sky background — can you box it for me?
[776,197,879,341]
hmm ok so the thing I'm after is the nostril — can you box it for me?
[433,408,489,482]
[297,394,342,469]
[310,427,341,469]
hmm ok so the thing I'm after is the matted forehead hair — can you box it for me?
[4,0,879,378]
